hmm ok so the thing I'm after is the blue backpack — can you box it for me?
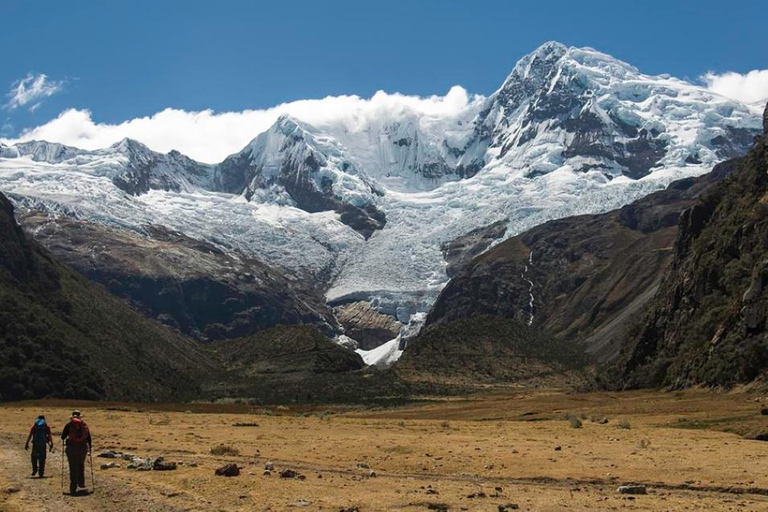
[32,419,47,444]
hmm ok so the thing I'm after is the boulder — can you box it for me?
[617,485,647,495]
[153,457,177,471]
[215,463,240,477]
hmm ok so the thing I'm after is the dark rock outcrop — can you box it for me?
[111,139,213,196]
[764,102,768,136]
[441,220,507,278]
[334,301,402,350]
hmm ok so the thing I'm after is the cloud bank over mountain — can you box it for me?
[703,69,768,106]
[1,86,482,163]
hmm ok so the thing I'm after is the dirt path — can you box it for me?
[0,433,187,512]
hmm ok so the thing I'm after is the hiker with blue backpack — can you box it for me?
[61,410,92,496]
[24,415,54,478]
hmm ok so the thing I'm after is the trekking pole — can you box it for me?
[89,449,95,494]
[60,440,64,494]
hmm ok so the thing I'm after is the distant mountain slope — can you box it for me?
[20,213,338,341]
[425,159,735,362]
[0,191,218,401]
[604,103,768,389]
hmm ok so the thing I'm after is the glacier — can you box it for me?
[0,42,762,365]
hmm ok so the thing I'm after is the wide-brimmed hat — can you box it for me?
[71,410,81,417]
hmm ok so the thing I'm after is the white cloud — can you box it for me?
[1,86,484,163]
[703,69,768,107]
[4,73,65,111]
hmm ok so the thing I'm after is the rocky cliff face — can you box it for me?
[440,220,507,278]
[215,115,386,239]
[607,103,768,388]
[20,213,338,341]
[426,160,735,362]
[334,301,402,350]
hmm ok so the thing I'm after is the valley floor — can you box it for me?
[2,389,768,511]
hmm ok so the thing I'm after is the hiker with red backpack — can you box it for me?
[60,410,92,495]
[24,415,53,478]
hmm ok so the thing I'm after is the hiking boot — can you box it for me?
[70,484,77,495]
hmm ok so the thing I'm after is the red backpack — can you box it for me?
[68,417,89,444]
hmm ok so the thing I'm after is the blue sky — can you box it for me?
[2,0,766,158]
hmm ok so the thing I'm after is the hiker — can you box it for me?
[61,410,92,495]
[24,415,53,477]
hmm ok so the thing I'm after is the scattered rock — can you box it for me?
[498,505,520,511]
[368,470,377,478]
[280,468,300,479]
[467,491,487,498]
[554,446,562,451]
[339,508,360,512]
[426,489,439,495]
[617,485,647,495]
[98,450,119,458]
[761,408,768,416]
[426,504,449,511]
[264,461,275,471]
[188,461,198,468]
[5,485,21,494]
[100,462,120,470]
[214,463,240,477]
[290,499,311,507]
[264,470,272,476]
[153,457,177,471]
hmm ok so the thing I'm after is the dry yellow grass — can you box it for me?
[1,388,768,511]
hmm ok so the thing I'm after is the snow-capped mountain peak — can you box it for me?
[0,42,762,350]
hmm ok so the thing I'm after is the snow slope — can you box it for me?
[0,43,761,361]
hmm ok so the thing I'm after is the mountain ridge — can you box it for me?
[0,42,762,357]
